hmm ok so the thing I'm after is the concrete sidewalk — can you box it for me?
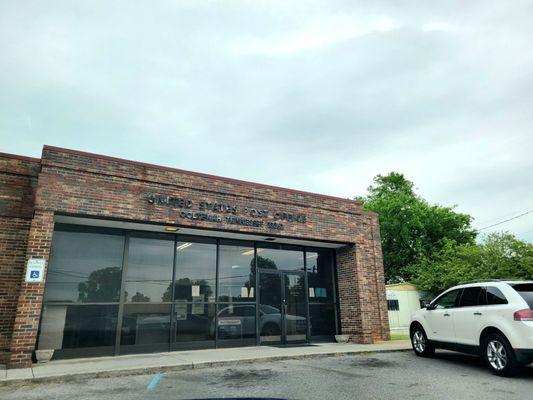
[0,340,411,386]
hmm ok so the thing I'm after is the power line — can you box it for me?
[476,206,533,226]
[478,209,533,231]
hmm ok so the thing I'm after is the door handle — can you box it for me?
[443,313,451,317]
[473,312,482,316]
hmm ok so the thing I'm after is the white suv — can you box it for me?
[410,280,533,376]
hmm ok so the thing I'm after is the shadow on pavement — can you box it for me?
[432,350,533,379]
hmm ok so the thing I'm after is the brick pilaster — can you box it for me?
[8,210,54,368]
[371,216,390,341]
[0,217,31,364]
[337,214,389,343]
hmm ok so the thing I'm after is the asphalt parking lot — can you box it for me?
[1,350,532,400]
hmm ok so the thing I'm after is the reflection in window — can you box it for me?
[217,304,257,345]
[487,286,508,305]
[307,250,334,303]
[259,304,282,343]
[44,227,125,303]
[309,304,336,336]
[284,274,307,341]
[434,290,461,309]
[218,242,255,302]
[174,239,216,302]
[256,244,304,271]
[459,287,482,307]
[38,304,118,351]
[174,303,215,344]
[124,236,174,303]
[40,224,342,354]
[120,304,171,350]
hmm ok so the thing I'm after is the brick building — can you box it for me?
[0,145,389,369]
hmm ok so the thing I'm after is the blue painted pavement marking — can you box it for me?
[146,373,163,391]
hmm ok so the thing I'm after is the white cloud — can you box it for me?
[421,21,466,33]
[234,15,399,56]
[0,0,532,241]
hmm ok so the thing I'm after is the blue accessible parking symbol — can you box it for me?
[26,258,46,282]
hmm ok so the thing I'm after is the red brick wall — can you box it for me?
[0,154,40,364]
[4,146,389,367]
[8,211,54,368]
[35,146,369,243]
[0,217,31,364]
[336,213,390,343]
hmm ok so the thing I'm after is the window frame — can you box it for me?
[485,286,509,306]
[457,286,484,308]
[431,288,462,309]
[38,223,340,359]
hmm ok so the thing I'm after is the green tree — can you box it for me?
[358,172,476,282]
[161,278,213,302]
[131,292,151,302]
[77,267,122,302]
[410,232,533,295]
[255,255,277,270]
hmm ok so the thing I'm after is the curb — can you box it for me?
[0,348,411,388]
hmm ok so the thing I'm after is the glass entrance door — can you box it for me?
[259,272,282,344]
[259,271,308,344]
[283,273,307,343]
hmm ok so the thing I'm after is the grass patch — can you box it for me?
[390,333,410,341]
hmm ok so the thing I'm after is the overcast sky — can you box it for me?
[1,1,532,241]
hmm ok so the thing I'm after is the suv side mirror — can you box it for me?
[421,300,433,309]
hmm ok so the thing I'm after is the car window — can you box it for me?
[458,287,483,307]
[478,287,488,305]
[510,283,533,308]
[233,305,255,317]
[486,286,508,305]
[260,305,280,314]
[433,289,461,309]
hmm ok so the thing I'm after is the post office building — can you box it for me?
[0,146,389,368]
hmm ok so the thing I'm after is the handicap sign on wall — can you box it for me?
[25,258,46,283]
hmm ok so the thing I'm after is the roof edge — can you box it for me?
[42,145,363,206]
[0,151,41,163]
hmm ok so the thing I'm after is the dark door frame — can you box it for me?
[257,268,309,345]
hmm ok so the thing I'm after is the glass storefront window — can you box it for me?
[216,304,257,346]
[38,304,118,353]
[124,235,174,303]
[256,244,304,271]
[307,250,336,338]
[307,250,334,303]
[174,238,217,302]
[218,241,255,302]
[120,303,171,353]
[309,303,336,337]
[173,303,215,346]
[39,224,340,358]
[43,226,125,303]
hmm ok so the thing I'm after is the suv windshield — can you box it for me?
[511,283,533,308]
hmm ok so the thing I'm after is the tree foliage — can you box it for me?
[358,172,476,282]
[410,233,533,295]
[77,267,122,302]
[131,292,151,302]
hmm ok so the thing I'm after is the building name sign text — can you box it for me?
[147,194,307,231]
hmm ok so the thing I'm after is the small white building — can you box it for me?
[386,283,423,335]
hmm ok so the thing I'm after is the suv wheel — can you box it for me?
[410,325,435,357]
[483,333,520,377]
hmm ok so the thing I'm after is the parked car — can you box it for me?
[211,304,308,339]
[410,280,533,376]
